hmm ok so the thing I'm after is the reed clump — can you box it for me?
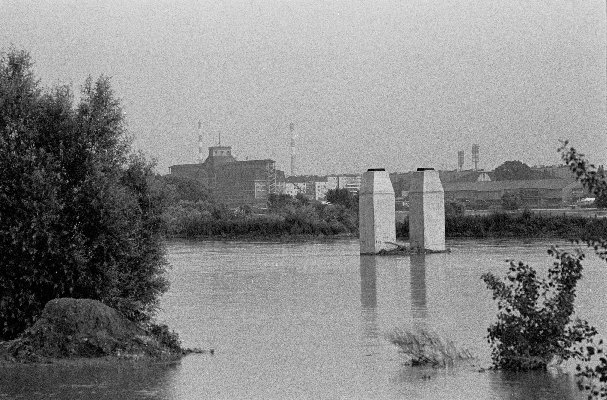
[388,328,475,367]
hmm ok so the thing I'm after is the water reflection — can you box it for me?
[360,255,377,310]
[3,239,600,399]
[489,370,585,400]
[0,362,181,400]
[409,254,428,322]
[359,255,378,341]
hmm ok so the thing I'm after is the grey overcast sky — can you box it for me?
[1,0,606,175]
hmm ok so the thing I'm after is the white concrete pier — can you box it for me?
[409,168,446,252]
[359,168,397,254]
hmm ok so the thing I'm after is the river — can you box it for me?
[1,238,606,399]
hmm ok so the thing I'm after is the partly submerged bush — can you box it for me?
[482,247,596,371]
[388,328,474,367]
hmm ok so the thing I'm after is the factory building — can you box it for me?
[169,145,285,209]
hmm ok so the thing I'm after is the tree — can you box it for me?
[0,49,168,340]
[156,174,211,204]
[493,160,534,181]
[325,188,358,209]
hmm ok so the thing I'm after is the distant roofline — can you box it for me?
[169,158,276,169]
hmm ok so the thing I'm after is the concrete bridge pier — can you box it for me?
[359,168,397,254]
[409,168,446,252]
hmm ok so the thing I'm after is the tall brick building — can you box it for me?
[169,145,285,209]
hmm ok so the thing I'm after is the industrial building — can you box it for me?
[443,179,584,208]
[169,145,285,209]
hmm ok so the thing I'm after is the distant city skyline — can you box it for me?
[2,0,605,175]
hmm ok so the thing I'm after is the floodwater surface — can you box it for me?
[2,239,606,399]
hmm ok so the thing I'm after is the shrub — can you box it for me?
[482,247,596,371]
[0,49,168,339]
[149,323,182,352]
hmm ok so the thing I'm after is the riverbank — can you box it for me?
[443,211,607,239]
[163,211,607,241]
[162,202,358,238]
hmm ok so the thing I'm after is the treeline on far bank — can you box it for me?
[157,176,607,240]
[398,211,607,240]
[158,178,359,238]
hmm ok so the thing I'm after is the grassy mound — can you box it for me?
[1,298,184,363]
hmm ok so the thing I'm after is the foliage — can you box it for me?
[325,188,358,209]
[576,337,607,399]
[388,328,474,367]
[481,247,596,371]
[559,142,607,263]
[559,141,607,398]
[154,174,211,204]
[501,192,522,210]
[0,49,168,340]
[559,142,607,210]
[560,142,607,203]
[162,198,358,238]
[395,211,607,240]
[268,193,298,211]
[149,323,182,352]
[493,160,535,181]
[295,192,310,206]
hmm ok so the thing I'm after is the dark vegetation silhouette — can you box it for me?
[0,49,168,340]
[395,211,607,240]
[162,190,359,238]
[493,160,552,180]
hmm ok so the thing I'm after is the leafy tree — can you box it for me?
[0,49,168,340]
[156,174,211,204]
[493,160,534,181]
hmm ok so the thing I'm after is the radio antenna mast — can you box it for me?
[289,123,296,176]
